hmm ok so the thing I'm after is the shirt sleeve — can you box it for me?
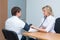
[23,23,32,31]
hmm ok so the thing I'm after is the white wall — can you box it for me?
[26,0,42,26]
[26,0,60,26]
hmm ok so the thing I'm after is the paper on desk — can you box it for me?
[28,28,38,32]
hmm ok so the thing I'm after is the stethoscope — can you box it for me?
[39,16,47,28]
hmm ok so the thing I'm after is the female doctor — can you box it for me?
[32,5,56,33]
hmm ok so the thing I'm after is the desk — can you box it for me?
[23,32,60,40]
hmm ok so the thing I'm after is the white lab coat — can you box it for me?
[41,15,56,33]
[5,16,26,40]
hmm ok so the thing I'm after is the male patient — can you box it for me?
[5,7,35,40]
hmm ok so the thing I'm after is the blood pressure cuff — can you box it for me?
[23,23,32,31]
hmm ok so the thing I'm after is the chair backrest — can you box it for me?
[54,18,60,33]
[2,29,19,40]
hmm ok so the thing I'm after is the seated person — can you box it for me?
[5,7,35,40]
[31,5,56,33]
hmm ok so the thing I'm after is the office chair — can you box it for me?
[54,18,60,33]
[2,29,19,40]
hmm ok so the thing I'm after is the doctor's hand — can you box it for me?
[38,28,47,33]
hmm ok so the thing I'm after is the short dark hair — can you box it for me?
[11,7,21,16]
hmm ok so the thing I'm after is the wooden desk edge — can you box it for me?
[22,32,48,40]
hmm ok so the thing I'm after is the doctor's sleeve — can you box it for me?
[23,23,32,31]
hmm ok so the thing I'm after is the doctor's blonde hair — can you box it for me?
[42,5,54,16]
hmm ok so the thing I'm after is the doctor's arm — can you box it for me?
[31,26,47,32]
